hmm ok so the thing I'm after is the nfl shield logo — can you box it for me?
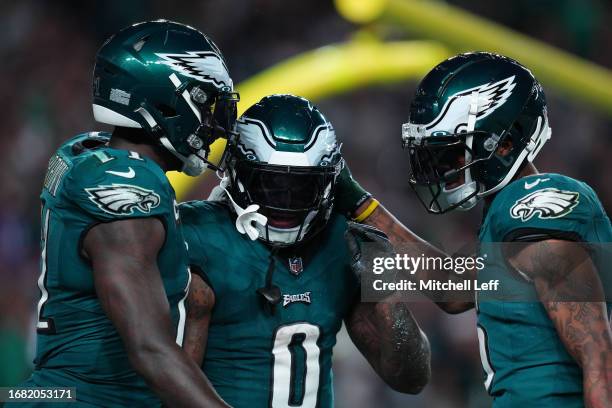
[288,257,304,276]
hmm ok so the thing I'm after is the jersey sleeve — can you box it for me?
[180,203,210,269]
[179,201,221,291]
[492,176,593,242]
[64,154,173,223]
[179,200,236,293]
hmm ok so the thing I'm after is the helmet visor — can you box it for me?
[234,160,336,227]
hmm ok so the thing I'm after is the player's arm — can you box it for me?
[183,272,215,366]
[355,200,475,314]
[345,295,431,393]
[84,218,230,408]
[344,223,430,393]
[335,165,474,314]
[507,239,612,408]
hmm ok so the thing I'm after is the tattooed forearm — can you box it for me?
[346,296,431,394]
[361,202,475,313]
[540,299,612,408]
[508,240,612,408]
[363,204,424,248]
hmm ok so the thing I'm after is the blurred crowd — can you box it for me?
[0,1,610,407]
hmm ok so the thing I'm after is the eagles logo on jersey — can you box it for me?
[510,188,580,221]
[180,94,358,408]
[401,52,612,407]
[85,184,161,216]
[18,132,191,407]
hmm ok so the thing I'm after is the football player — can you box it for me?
[180,94,431,407]
[14,21,237,407]
[336,52,612,407]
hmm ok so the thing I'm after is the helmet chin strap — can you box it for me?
[158,136,206,176]
[479,114,552,197]
[209,174,268,241]
[135,107,207,176]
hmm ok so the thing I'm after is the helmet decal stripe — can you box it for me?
[304,125,339,166]
[235,117,277,162]
[303,124,329,151]
[93,104,141,128]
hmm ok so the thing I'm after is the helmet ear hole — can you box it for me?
[496,139,514,157]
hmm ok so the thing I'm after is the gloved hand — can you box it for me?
[344,221,394,283]
[334,161,372,218]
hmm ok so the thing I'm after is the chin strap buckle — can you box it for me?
[526,115,552,162]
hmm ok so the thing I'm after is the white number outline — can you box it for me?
[476,323,495,391]
[175,268,191,346]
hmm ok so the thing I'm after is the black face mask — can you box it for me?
[229,158,336,233]
[213,91,239,136]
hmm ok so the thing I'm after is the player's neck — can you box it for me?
[109,128,178,172]
[483,163,539,207]
[517,162,539,179]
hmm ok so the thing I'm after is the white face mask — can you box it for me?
[413,180,479,213]
[441,181,479,211]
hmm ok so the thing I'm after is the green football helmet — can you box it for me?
[402,52,551,213]
[92,20,239,176]
[222,94,343,246]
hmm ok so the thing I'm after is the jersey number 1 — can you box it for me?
[37,208,55,333]
[271,323,321,408]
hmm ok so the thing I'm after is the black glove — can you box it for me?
[344,221,394,283]
[334,162,371,218]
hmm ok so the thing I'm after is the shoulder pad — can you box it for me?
[63,147,172,222]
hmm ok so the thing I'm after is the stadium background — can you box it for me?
[0,1,610,407]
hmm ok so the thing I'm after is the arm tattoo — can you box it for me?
[364,206,419,248]
[183,273,215,366]
[510,240,612,408]
[346,297,431,394]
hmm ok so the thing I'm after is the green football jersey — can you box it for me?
[476,173,612,407]
[15,132,190,407]
[180,201,359,408]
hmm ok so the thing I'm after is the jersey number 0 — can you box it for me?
[271,323,321,408]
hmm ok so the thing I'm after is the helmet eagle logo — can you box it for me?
[86,184,161,216]
[510,188,579,222]
[156,51,233,89]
